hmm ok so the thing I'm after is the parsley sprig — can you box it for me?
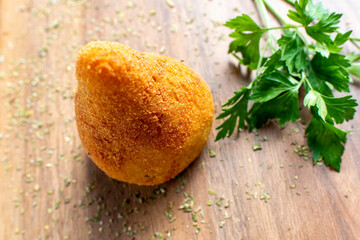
[216,0,359,171]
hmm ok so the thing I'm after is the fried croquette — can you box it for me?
[75,41,214,185]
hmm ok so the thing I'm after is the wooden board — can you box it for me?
[1,0,360,239]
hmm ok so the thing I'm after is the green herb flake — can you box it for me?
[208,189,217,195]
[219,221,225,228]
[155,232,163,238]
[64,196,71,204]
[209,148,216,158]
[165,0,175,8]
[192,213,198,222]
[252,143,262,151]
[64,177,71,187]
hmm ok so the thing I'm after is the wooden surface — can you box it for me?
[1,0,360,239]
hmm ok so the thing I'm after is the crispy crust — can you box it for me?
[75,41,214,185]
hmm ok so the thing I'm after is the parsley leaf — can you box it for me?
[311,53,351,92]
[307,68,333,97]
[347,63,360,78]
[215,87,250,141]
[277,31,308,73]
[306,1,329,21]
[287,0,311,26]
[225,14,265,69]
[323,95,357,124]
[306,116,347,171]
[249,89,300,129]
[303,90,357,123]
[303,89,328,121]
[224,14,262,31]
[306,12,342,45]
[251,71,299,102]
[333,31,352,50]
[261,50,286,75]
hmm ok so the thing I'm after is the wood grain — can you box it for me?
[0,0,359,239]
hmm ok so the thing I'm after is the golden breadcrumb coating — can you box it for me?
[75,41,214,185]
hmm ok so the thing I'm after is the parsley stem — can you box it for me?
[263,0,288,25]
[284,0,295,6]
[296,73,305,91]
[255,0,270,29]
[265,26,299,31]
[231,53,243,63]
[303,72,313,90]
[254,0,276,52]
[349,37,360,42]
[256,40,271,77]
[295,29,309,46]
[349,40,360,51]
